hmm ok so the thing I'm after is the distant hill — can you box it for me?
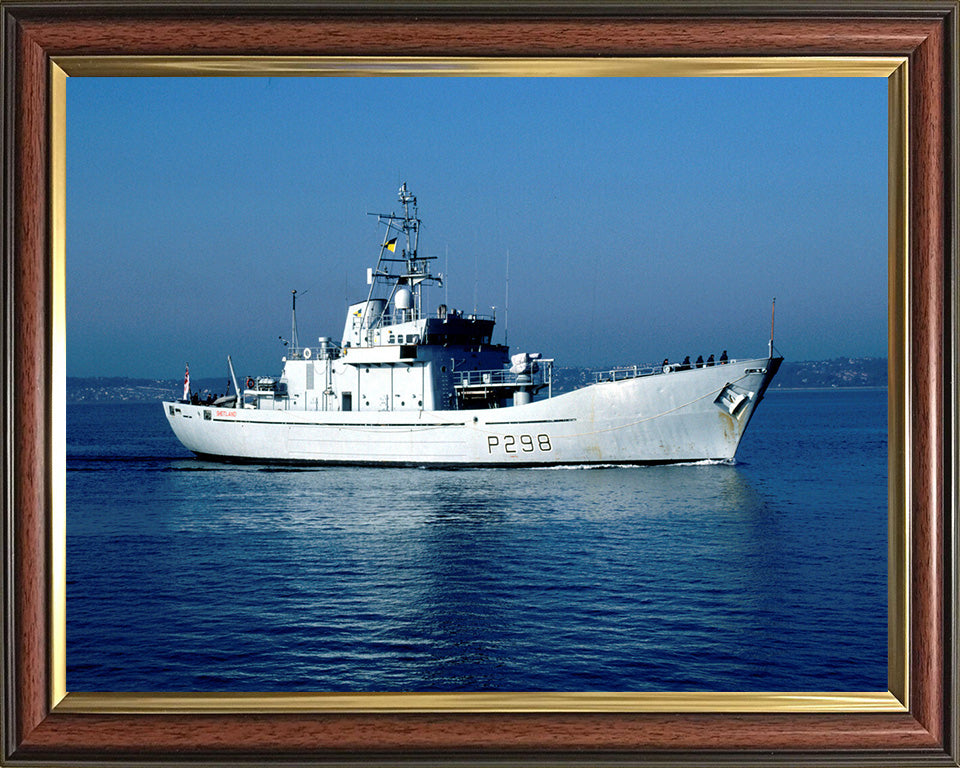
[67,357,887,404]
[67,376,230,405]
[769,357,887,389]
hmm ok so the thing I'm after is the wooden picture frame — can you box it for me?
[2,2,957,765]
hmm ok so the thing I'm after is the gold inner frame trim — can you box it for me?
[886,60,910,710]
[50,60,67,708]
[54,55,905,78]
[49,55,909,715]
[59,690,905,715]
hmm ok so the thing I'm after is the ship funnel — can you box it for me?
[342,299,387,347]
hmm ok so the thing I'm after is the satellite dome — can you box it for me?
[395,286,413,310]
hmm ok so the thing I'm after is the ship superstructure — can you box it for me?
[163,184,781,466]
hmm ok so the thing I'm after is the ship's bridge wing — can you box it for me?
[421,314,494,346]
[343,302,497,349]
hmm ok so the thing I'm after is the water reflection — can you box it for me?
[68,400,887,692]
[299,464,790,691]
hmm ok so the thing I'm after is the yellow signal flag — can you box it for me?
[383,237,397,252]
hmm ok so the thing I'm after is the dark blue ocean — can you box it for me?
[66,388,887,692]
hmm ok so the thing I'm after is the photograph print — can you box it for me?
[66,73,888,693]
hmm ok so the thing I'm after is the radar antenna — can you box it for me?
[362,183,442,333]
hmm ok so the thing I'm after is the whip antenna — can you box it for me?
[505,249,510,348]
[769,298,776,357]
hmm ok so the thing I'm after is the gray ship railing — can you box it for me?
[362,310,496,344]
[455,360,555,397]
[593,365,660,383]
[455,364,552,389]
[592,359,741,383]
[371,309,496,329]
[455,357,742,397]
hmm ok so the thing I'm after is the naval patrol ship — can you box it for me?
[163,184,782,466]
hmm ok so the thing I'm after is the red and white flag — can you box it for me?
[183,364,190,400]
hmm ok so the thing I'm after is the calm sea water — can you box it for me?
[66,388,887,692]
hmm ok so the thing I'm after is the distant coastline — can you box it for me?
[67,357,888,404]
[768,357,887,390]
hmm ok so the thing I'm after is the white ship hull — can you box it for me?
[165,186,783,466]
[163,357,780,467]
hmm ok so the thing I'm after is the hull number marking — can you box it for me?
[487,434,552,454]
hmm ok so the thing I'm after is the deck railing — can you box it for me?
[372,309,496,328]
[455,360,554,390]
[454,357,742,396]
[362,310,497,344]
[592,365,660,383]
[592,359,740,383]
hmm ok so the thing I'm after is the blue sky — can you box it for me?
[67,76,887,379]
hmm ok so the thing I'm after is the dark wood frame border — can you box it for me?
[2,3,957,765]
